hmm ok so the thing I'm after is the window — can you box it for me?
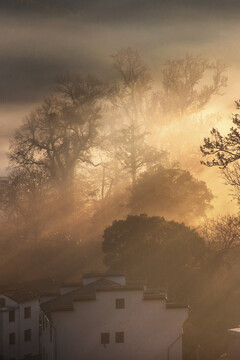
[0,298,5,307]
[9,332,15,345]
[24,329,31,342]
[101,333,110,345]
[116,298,125,309]
[115,332,124,343]
[9,310,15,323]
[50,325,52,342]
[24,306,31,319]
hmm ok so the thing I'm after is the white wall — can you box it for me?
[40,313,55,360]
[44,290,187,360]
[0,295,19,360]
[0,295,18,308]
[0,296,40,360]
[19,299,40,359]
[1,309,20,360]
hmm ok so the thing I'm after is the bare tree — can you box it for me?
[9,75,108,191]
[110,48,159,185]
[153,55,227,121]
[200,215,240,253]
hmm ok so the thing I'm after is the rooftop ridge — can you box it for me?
[82,272,125,278]
[166,302,189,309]
[60,282,82,287]
[41,277,119,316]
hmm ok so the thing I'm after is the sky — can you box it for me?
[0,0,240,215]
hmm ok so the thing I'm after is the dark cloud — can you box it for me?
[0,54,110,104]
[0,0,238,102]
[0,0,238,105]
[1,0,240,21]
[0,0,239,175]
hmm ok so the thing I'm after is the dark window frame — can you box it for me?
[0,298,6,307]
[116,298,125,309]
[24,329,31,342]
[24,306,31,319]
[9,310,15,323]
[24,354,32,359]
[101,332,110,345]
[115,332,124,343]
[9,332,15,345]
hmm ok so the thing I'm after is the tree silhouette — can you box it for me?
[153,55,227,121]
[200,100,240,199]
[129,165,213,224]
[110,48,155,185]
[9,75,108,191]
[102,214,205,296]
[201,100,240,168]
[200,215,240,254]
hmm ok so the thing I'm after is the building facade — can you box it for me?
[228,327,240,360]
[0,294,39,360]
[41,273,188,360]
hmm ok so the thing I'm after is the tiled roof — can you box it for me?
[0,278,59,303]
[143,294,167,301]
[166,302,189,309]
[41,278,119,318]
[41,276,189,317]
[127,280,146,285]
[2,289,39,303]
[40,291,60,297]
[96,284,144,292]
[60,282,82,288]
[83,272,125,278]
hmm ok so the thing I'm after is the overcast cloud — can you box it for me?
[0,0,240,174]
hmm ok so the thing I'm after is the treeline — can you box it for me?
[0,49,228,281]
[1,47,240,359]
[0,49,227,246]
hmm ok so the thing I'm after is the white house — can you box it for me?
[40,273,188,360]
[0,290,40,360]
[228,326,240,360]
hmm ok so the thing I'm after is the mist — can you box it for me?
[1,2,240,360]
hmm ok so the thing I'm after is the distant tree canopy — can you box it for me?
[154,55,227,120]
[128,166,213,224]
[110,48,156,186]
[0,49,221,282]
[0,166,50,240]
[102,214,206,297]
